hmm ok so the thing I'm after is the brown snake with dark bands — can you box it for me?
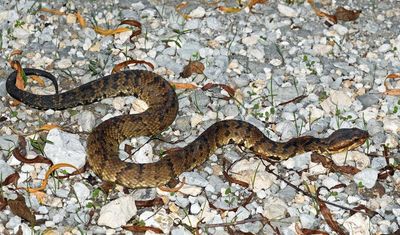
[6,68,369,188]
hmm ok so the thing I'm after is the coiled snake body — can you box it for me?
[7,69,369,188]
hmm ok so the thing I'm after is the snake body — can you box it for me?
[6,68,369,188]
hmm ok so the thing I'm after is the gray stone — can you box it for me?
[357,94,380,108]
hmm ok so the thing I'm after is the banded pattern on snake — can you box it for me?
[6,68,369,188]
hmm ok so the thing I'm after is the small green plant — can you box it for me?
[357,181,364,189]
[161,29,192,48]
[14,20,25,28]
[30,136,53,155]
[334,105,353,129]
[303,55,317,75]
[224,187,237,207]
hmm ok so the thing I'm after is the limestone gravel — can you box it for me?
[0,0,399,234]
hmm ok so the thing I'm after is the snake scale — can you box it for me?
[6,68,369,188]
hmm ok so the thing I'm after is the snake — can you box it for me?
[6,68,369,188]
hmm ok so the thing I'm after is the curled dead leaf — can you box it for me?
[218,6,242,13]
[112,60,154,74]
[135,197,164,208]
[75,11,87,28]
[39,7,65,16]
[8,194,36,224]
[38,124,60,131]
[247,0,267,11]
[122,225,163,234]
[316,188,345,235]
[180,61,205,78]
[94,26,130,36]
[170,82,198,90]
[334,7,361,21]
[2,172,20,186]
[120,20,142,42]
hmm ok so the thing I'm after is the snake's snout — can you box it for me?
[327,128,369,153]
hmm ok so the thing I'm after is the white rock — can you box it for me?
[98,195,137,228]
[242,35,259,46]
[82,38,92,50]
[270,58,282,66]
[6,216,21,229]
[73,182,90,203]
[180,172,208,187]
[236,206,250,221]
[139,209,173,234]
[343,213,370,235]
[190,202,201,214]
[332,151,370,169]
[44,128,86,173]
[189,7,206,18]
[383,116,400,133]
[332,24,348,35]
[320,90,352,114]
[56,58,73,69]
[277,4,298,17]
[321,177,341,189]
[133,143,156,163]
[230,158,276,192]
[176,184,203,196]
[281,153,311,170]
[171,226,193,235]
[13,28,30,39]
[353,168,378,189]
[112,97,125,110]
[262,198,287,219]
[249,48,265,61]
[77,110,96,132]
[378,44,391,53]
[0,159,15,182]
[313,44,333,56]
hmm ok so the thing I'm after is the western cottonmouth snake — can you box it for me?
[6,68,369,188]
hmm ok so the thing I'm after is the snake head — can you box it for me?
[326,128,369,153]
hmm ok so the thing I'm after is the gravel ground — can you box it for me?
[1,0,400,234]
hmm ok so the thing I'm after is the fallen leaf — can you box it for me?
[2,172,20,186]
[180,61,205,78]
[307,0,337,23]
[316,188,345,235]
[10,49,23,57]
[38,124,60,131]
[334,7,361,21]
[8,194,36,224]
[39,7,65,16]
[223,170,249,188]
[170,82,198,90]
[120,20,142,42]
[94,26,130,36]
[12,146,53,165]
[9,60,25,90]
[0,195,6,211]
[31,191,48,204]
[387,73,400,79]
[247,0,267,11]
[218,6,242,13]
[350,205,378,218]
[112,59,154,74]
[75,11,87,28]
[158,177,185,192]
[30,75,46,87]
[24,163,79,193]
[202,83,236,97]
[122,225,163,234]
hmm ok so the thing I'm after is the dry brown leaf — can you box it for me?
[8,194,36,224]
[122,225,163,234]
[307,0,337,23]
[94,26,130,36]
[201,83,236,97]
[0,195,6,211]
[112,60,154,74]
[30,75,46,87]
[39,7,65,16]
[38,124,60,131]
[31,191,48,204]
[387,73,400,79]
[169,82,198,90]
[316,188,345,235]
[10,49,23,57]
[247,0,267,11]
[75,11,87,28]
[334,7,361,21]
[120,20,142,41]
[218,6,242,13]
[12,146,53,165]
[223,171,249,188]
[158,177,185,192]
[295,224,329,235]
[180,61,205,78]
[2,172,20,186]
[175,2,191,20]
[24,163,79,193]
[9,60,25,90]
